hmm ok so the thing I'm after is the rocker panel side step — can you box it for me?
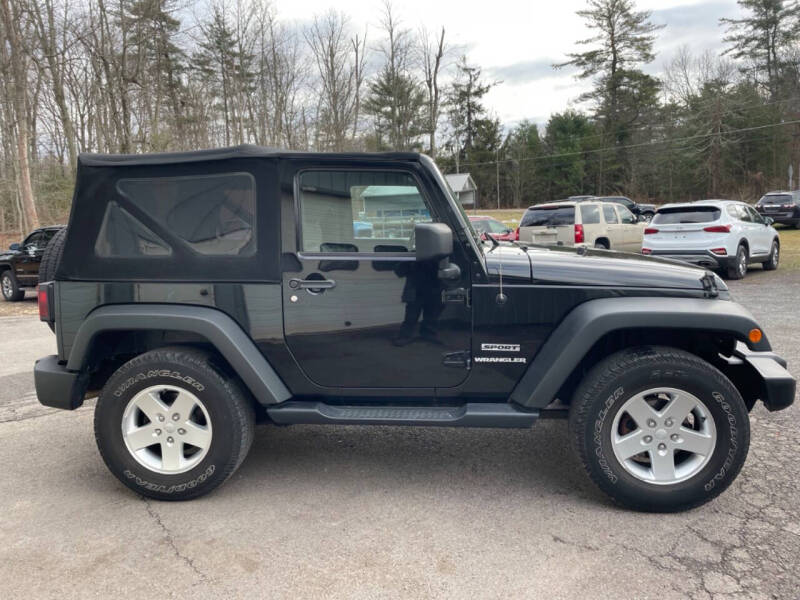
[266,402,538,428]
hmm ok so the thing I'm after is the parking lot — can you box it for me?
[0,269,798,599]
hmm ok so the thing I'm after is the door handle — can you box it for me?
[288,278,336,290]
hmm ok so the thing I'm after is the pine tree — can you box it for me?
[557,0,663,193]
[721,0,800,98]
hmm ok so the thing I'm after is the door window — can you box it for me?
[297,170,434,253]
[603,205,619,224]
[23,231,44,250]
[747,206,764,224]
[617,206,636,224]
[580,204,601,224]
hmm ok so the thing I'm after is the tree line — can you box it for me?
[0,0,799,233]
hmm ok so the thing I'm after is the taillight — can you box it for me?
[514,227,519,241]
[710,248,727,255]
[641,248,652,255]
[38,284,50,322]
[574,224,584,244]
[644,228,658,234]
[703,224,731,233]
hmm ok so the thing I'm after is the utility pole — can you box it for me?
[496,148,500,209]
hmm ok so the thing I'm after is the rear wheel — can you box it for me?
[1,270,24,301]
[594,239,609,250]
[95,347,255,500]
[569,346,750,512]
[763,240,779,271]
[726,244,748,279]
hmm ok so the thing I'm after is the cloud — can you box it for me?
[651,1,742,52]
[486,59,576,86]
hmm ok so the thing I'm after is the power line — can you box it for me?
[461,118,800,168]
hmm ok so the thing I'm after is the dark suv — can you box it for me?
[33,146,794,511]
[0,226,64,301]
[756,191,800,228]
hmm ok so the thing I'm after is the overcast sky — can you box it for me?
[273,0,744,127]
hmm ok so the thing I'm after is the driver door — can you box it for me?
[281,166,473,390]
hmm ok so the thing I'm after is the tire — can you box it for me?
[763,239,779,271]
[1,270,24,301]
[726,244,748,279]
[94,346,256,501]
[38,227,67,284]
[569,346,750,512]
[594,239,609,250]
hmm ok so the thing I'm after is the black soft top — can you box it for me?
[78,144,421,167]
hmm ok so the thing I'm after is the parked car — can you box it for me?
[517,200,644,251]
[598,196,657,222]
[468,215,516,241]
[34,146,794,512]
[642,200,779,279]
[0,225,64,301]
[755,190,800,228]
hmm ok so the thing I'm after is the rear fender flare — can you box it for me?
[510,297,769,409]
[67,304,291,405]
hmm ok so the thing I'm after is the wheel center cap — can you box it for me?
[655,428,668,440]
[164,422,176,433]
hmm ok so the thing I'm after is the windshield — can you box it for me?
[653,206,721,224]
[520,206,575,227]
[758,194,793,205]
[421,156,483,251]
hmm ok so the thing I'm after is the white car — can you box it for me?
[642,200,780,279]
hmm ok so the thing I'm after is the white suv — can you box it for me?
[642,200,779,279]
[518,200,644,251]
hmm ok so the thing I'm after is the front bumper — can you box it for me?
[732,343,795,412]
[34,355,88,410]
[647,249,735,271]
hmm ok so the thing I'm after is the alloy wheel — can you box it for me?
[1,275,12,299]
[611,387,717,485]
[121,384,213,474]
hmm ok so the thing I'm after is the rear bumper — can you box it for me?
[34,355,88,410]
[733,343,795,412]
[647,249,734,270]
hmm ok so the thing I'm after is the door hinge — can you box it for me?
[700,273,719,298]
[443,350,472,370]
[442,287,470,306]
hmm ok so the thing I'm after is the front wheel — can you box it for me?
[569,346,750,512]
[1,270,24,301]
[763,240,779,271]
[95,347,255,500]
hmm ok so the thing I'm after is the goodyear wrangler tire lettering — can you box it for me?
[569,346,750,512]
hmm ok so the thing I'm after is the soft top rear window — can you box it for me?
[521,206,575,227]
[758,194,793,205]
[652,206,721,224]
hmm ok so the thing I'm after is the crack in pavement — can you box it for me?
[142,498,212,586]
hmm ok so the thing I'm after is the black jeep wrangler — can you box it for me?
[34,146,794,511]
[0,225,64,301]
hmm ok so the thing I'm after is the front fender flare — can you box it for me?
[67,304,291,405]
[510,297,769,409]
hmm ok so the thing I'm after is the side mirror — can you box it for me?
[765,217,774,226]
[9,243,20,251]
[415,223,453,261]
[415,222,460,281]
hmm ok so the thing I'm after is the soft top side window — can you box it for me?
[116,172,256,257]
[297,170,437,254]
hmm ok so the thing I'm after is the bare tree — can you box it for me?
[0,0,39,229]
[419,25,446,157]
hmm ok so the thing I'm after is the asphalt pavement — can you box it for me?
[0,271,798,599]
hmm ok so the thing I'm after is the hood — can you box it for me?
[484,243,727,293]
